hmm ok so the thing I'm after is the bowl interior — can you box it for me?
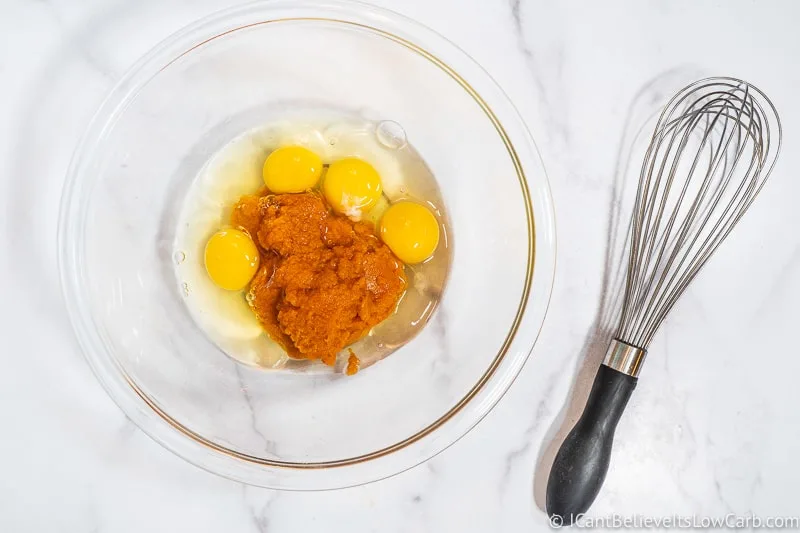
[63,2,551,485]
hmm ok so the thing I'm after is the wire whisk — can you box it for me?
[547,77,782,523]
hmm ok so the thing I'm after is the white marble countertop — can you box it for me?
[3,0,800,531]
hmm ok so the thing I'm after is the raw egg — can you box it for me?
[322,157,382,217]
[263,146,322,193]
[204,229,260,290]
[379,201,440,264]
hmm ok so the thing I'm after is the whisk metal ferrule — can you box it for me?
[602,339,646,378]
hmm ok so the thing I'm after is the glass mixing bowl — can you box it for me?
[58,0,555,489]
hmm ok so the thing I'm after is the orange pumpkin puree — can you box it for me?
[346,349,360,376]
[231,192,406,368]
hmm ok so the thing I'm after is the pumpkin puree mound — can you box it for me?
[231,192,406,366]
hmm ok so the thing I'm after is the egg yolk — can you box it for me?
[205,229,260,291]
[263,146,323,193]
[379,201,440,264]
[322,157,382,217]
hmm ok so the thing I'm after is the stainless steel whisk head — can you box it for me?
[616,77,782,349]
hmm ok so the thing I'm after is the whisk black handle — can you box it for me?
[546,364,637,525]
